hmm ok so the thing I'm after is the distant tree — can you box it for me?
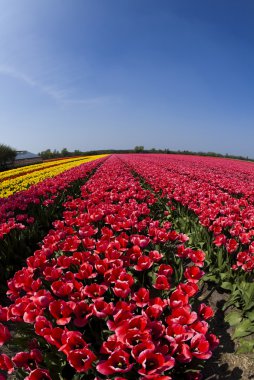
[0,143,16,170]
[61,148,69,157]
[74,149,82,156]
[39,149,53,159]
[134,146,144,153]
[53,149,60,157]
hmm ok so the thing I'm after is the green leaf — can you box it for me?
[246,310,254,322]
[220,272,230,280]
[225,310,243,326]
[233,319,254,339]
[202,274,219,283]
[236,339,254,354]
[222,290,241,310]
[243,301,254,312]
[239,282,254,311]
[221,281,233,291]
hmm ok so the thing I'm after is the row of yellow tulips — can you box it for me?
[0,155,107,198]
[0,156,96,182]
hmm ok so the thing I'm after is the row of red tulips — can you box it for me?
[121,155,254,272]
[148,154,254,201]
[0,156,218,379]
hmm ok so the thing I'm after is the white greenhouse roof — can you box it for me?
[15,151,40,160]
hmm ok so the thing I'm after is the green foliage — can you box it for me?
[39,149,61,159]
[134,145,144,153]
[237,339,254,353]
[223,282,254,312]
[61,147,69,157]
[225,310,243,326]
[232,319,254,339]
[0,143,16,170]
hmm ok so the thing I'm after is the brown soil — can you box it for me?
[201,285,254,380]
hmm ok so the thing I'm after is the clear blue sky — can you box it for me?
[0,0,253,157]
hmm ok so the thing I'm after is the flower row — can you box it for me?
[0,155,107,198]
[120,154,254,272]
[0,156,93,182]
[146,154,254,201]
[0,156,106,239]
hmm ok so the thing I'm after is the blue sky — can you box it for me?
[0,0,253,157]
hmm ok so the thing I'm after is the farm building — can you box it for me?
[14,150,42,167]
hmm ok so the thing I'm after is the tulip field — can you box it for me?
[0,154,254,379]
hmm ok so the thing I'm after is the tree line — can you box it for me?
[38,146,254,162]
[0,143,253,172]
